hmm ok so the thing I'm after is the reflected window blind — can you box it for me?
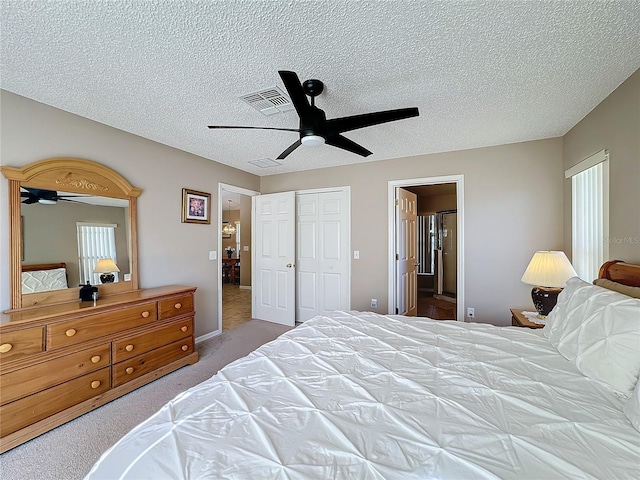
[566,150,609,282]
[77,223,118,284]
[417,215,435,275]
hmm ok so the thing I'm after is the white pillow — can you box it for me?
[624,379,640,432]
[543,277,592,348]
[21,267,68,294]
[545,277,640,396]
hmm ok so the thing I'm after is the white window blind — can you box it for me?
[566,150,609,282]
[77,223,119,284]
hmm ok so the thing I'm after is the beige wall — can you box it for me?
[563,69,640,264]
[418,193,457,214]
[261,138,564,325]
[0,91,260,336]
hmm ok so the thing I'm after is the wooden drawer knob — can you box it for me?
[125,344,134,352]
[180,326,188,332]
[0,343,13,353]
[174,302,182,309]
[181,345,189,352]
[91,355,101,364]
[141,311,150,318]
[126,367,134,374]
[66,328,77,337]
[91,380,101,389]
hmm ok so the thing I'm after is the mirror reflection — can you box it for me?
[20,187,131,293]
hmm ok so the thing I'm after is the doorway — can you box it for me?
[219,184,259,333]
[388,176,464,321]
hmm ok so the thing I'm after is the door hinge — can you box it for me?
[395,199,399,206]
[395,307,399,314]
[395,253,399,261]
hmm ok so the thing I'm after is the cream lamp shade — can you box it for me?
[521,251,577,287]
[94,258,120,284]
[521,251,577,317]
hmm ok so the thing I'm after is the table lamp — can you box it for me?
[94,258,120,284]
[521,251,577,317]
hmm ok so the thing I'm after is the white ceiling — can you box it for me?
[2,1,639,177]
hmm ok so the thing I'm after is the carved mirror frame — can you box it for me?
[1,157,141,310]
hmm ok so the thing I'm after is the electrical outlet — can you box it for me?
[354,250,360,259]
[467,307,475,318]
[371,298,378,308]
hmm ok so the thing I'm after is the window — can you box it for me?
[77,223,119,284]
[565,150,609,282]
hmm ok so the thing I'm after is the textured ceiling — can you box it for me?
[2,1,639,177]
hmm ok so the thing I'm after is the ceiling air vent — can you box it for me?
[249,158,282,168]
[240,87,293,116]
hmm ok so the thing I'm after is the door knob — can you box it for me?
[286,263,295,268]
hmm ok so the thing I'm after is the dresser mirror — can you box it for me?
[1,157,141,309]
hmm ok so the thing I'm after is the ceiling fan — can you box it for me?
[21,188,87,205]
[208,70,420,160]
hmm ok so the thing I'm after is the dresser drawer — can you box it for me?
[0,344,110,406]
[158,294,194,320]
[113,338,194,387]
[47,302,157,350]
[113,317,194,363]
[0,367,110,437]
[0,327,44,363]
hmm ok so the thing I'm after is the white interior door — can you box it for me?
[296,190,350,322]
[396,188,417,316]
[253,192,296,326]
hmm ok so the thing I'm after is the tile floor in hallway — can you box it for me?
[222,283,252,331]
[222,284,456,332]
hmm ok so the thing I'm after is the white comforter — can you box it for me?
[86,311,640,479]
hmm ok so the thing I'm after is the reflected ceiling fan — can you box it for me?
[208,70,419,160]
[21,188,88,205]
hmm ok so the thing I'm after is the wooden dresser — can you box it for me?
[0,285,198,453]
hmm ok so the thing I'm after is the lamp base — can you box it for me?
[531,286,562,317]
[99,273,115,284]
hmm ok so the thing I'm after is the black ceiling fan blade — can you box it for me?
[208,125,300,133]
[325,135,373,157]
[326,107,419,134]
[276,139,302,160]
[21,197,39,204]
[278,71,311,116]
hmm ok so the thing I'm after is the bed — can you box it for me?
[21,262,69,294]
[86,261,640,479]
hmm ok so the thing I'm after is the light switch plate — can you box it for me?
[209,251,217,260]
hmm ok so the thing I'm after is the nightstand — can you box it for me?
[510,308,545,329]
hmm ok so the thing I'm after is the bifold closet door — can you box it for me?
[296,190,350,322]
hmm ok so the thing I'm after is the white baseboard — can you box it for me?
[195,328,221,344]
[239,285,252,290]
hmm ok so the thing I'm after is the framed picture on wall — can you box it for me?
[182,188,211,224]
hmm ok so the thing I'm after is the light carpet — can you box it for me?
[0,319,293,480]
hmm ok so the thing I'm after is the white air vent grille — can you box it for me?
[249,158,282,168]
[240,87,293,116]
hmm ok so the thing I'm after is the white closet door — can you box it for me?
[253,192,296,326]
[297,190,350,322]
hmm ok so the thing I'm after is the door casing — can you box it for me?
[388,175,465,321]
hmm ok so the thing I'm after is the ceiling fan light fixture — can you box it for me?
[301,135,325,147]
[38,198,57,205]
